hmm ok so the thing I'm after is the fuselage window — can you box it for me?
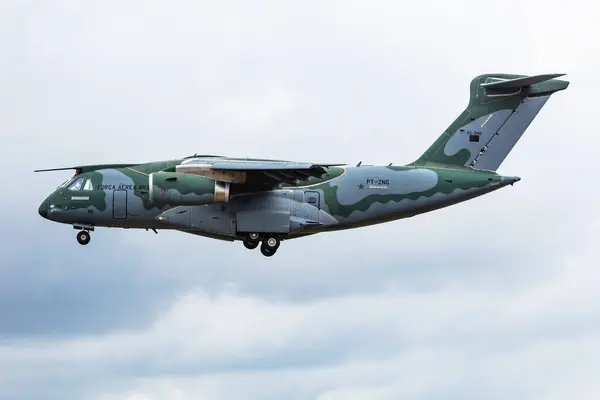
[83,179,93,191]
[68,178,85,191]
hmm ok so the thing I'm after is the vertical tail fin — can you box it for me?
[411,73,569,171]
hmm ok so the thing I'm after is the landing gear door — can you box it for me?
[304,191,320,223]
[113,189,127,219]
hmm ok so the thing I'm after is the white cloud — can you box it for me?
[208,84,299,135]
[1,0,599,399]
[3,215,599,398]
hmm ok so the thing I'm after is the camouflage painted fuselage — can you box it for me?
[38,160,518,241]
[37,72,569,249]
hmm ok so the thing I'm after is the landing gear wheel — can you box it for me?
[263,236,280,251]
[243,240,259,250]
[246,232,260,242]
[260,244,275,257]
[77,231,91,245]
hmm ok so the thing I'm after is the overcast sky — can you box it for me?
[1,0,599,399]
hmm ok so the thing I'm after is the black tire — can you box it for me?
[77,231,91,245]
[243,240,259,250]
[263,236,280,251]
[246,232,260,242]
[260,244,276,257]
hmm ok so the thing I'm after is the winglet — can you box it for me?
[480,73,566,89]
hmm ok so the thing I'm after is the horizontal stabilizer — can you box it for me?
[480,73,566,89]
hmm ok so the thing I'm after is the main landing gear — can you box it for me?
[74,225,94,246]
[242,233,280,257]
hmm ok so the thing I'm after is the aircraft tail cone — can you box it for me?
[501,175,521,186]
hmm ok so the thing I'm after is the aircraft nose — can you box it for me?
[38,201,48,219]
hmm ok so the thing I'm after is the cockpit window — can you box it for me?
[58,177,76,189]
[83,179,93,191]
[68,178,85,191]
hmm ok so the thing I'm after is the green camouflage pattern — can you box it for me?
[37,73,569,255]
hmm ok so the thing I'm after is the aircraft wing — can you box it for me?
[34,163,140,174]
[176,157,345,187]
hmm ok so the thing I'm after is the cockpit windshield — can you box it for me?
[58,176,94,191]
[58,177,76,189]
[68,178,85,191]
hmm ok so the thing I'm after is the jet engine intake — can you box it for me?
[149,172,230,205]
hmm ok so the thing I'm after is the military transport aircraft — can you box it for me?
[37,73,568,256]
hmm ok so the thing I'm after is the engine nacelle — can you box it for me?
[149,172,230,206]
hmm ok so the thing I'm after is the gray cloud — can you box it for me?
[1,0,598,399]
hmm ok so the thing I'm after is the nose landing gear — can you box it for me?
[76,230,91,245]
[73,224,94,246]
